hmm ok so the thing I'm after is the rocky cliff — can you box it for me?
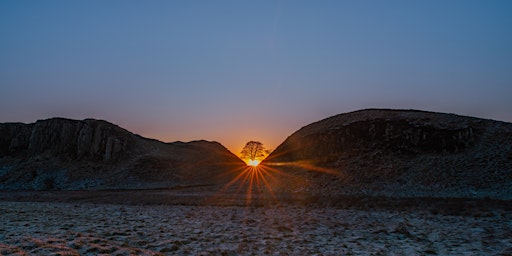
[1,118,139,162]
[0,118,245,190]
[264,109,512,199]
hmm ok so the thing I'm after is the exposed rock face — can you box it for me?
[1,118,134,162]
[265,109,512,199]
[0,118,244,190]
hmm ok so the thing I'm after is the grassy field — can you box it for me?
[1,189,511,255]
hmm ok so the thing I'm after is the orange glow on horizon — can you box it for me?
[247,159,260,166]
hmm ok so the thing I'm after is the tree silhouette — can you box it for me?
[240,141,268,161]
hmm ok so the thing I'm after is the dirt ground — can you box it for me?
[1,190,511,255]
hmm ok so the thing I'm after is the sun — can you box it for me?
[247,159,260,166]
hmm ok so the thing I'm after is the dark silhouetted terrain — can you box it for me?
[1,112,512,256]
[1,109,512,202]
[0,118,244,190]
[265,109,512,199]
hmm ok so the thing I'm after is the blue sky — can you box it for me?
[1,0,511,154]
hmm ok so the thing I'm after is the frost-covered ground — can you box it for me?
[1,202,511,255]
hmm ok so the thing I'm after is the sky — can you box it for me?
[1,0,511,155]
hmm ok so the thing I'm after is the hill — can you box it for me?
[0,118,245,190]
[264,109,512,199]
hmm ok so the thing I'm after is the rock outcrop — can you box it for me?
[265,109,512,199]
[0,118,245,190]
[1,118,137,162]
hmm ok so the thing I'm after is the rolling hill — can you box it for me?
[0,118,245,190]
[264,109,512,199]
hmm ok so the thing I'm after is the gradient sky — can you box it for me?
[1,1,511,155]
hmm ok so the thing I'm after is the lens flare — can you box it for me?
[247,159,260,166]
[212,148,342,207]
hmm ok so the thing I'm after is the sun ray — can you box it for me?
[217,166,250,192]
[256,166,276,198]
[265,161,340,175]
[209,152,344,207]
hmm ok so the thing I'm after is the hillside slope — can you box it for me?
[0,118,245,190]
[264,109,512,199]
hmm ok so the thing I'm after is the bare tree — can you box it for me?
[240,141,267,161]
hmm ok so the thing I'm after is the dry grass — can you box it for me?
[1,197,511,255]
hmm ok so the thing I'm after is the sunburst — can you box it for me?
[211,148,343,206]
